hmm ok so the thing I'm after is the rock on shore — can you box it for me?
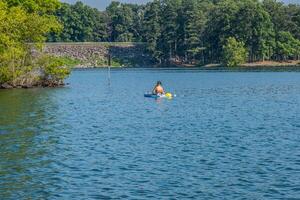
[0,68,66,89]
[1,83,13,89]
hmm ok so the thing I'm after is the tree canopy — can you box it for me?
[0,0,70,86]
[222,37,248,67]
[47,0,300,66]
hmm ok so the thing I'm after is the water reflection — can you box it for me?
[0,89,62,199]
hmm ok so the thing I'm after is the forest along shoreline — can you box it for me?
[43,43,300,69]
[46,1,300,68]
[1,0,300,89]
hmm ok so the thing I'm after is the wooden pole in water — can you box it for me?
[108,54,111,66]
[108,54,111,85]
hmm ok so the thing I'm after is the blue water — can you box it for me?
[1,69,300,199]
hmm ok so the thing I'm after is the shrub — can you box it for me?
[0,67,13,84]
[46,59,70,82]
[222,37,248,67]
[38,56,71,84]
[0,0,63,87]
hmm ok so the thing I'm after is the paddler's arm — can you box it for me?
[152,86,157,94]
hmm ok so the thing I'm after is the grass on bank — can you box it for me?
[58,57,81,67]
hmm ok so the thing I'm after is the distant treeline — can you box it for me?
[48,0,300,65]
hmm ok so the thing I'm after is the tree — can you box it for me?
[143,0,162,63]
[128,3,145,42]
[181,0,207,63]
[275,31,300,60]
[233,0,275,61]
[160,0,181,62]
[284,4,300,40]
[0,0,69,86]
[106,2,137,42]
[205,0,240,62]
[223,37,248,67]
[48,2,108,42]
[44,0,300,65]
[263,0,286,34]
[4,0,61,13]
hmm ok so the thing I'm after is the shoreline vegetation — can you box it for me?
[43,42,300,69]
[1,0,300,89]
[0,0,71,89]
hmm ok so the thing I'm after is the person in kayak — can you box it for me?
[152,81,165,95]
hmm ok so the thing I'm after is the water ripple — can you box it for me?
[0,70,300,199]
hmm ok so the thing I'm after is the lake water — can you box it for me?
[1,68,300,199]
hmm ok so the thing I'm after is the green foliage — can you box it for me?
[143,0,162,62]
[223,37,248,67]
[41,56,71,81]
[106,2,141,42]
[0,0,63,85]
[159,0,181,61]
[0,67,13,83]
[234,0,274,61]
[180,0,209,62]
[206,0,275,62]
[276,31,300,60]
[48,2,108,42]
[1,0,299,75]
[3,0,61,13]
[263,1,300,41]
[58,57,81,67]
[43,0,300,65]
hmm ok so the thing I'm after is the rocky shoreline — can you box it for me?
[44,43,153,67]
[0,82,66,89]
[0,68,67,89]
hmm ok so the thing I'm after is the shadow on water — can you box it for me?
[0,88,65,199]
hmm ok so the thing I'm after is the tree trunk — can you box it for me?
[169,44,172,61]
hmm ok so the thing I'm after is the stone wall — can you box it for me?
[44,43,153,67]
